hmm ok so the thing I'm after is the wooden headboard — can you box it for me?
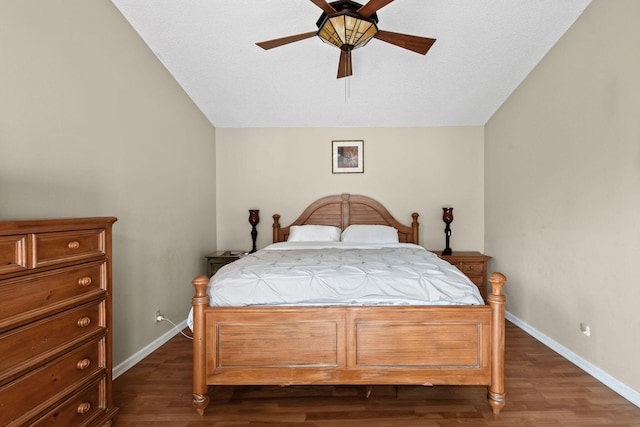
[272,194,419,244]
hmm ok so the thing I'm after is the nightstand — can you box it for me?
[435,251,492,301]
[205,250,245,277]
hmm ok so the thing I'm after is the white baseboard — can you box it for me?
[112,318,188,380]
[506,311,640,408]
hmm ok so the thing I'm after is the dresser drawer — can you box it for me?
[0,261,106,332]
[465,275,484,286]
[0,301,104,384]
[457,262,485,276]
[0,235,28,275]
[31,376,108,427]
[0,339,104,426]
[33,229,106,268]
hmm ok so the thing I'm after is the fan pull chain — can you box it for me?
[344,76,351,102]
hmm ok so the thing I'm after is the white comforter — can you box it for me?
[206,242,484,307]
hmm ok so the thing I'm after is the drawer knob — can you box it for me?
[77,402,91,414]
[68,241,80,249]
[77,358,91,370]
[77,316,91,327]
[78,276,92,287]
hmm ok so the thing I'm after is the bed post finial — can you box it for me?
[487,272,507,414]
[192,275,210,415]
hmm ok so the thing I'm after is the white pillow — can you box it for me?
[341,224,399,243]
[287,225,341,242]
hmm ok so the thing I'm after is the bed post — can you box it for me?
[273,214,281,243]
[487,272,507,414]
[341,194,350,229]
[411,212,419,244]
[192,275,210,415]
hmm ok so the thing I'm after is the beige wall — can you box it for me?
[486,0,640,393]
[216,127,485,252]
[0,0,217,365]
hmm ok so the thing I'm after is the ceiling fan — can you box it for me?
[256,0,436,79]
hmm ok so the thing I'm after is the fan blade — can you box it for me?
[256,31,317,50]
[337,49,353,79]
[374,30,436,55]
[310,0,337,15]
[357,0,394,18]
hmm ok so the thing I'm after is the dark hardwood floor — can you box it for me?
[113,322,640,426]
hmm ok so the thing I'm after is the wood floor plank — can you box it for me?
[113,322,640,426]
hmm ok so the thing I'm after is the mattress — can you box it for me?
[206,242,484,307]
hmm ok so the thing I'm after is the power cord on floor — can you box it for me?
[156,314,193,340]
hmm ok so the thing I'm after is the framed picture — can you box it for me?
[332,140,364,173]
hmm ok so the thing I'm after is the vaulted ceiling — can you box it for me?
[111,0,591,128]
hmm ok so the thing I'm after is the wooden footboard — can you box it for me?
[191,272,507,415]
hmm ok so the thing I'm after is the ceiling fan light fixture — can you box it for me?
[318,13,378,50]
[256,0,436,79]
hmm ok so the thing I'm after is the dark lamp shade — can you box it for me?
[318,13,378,50]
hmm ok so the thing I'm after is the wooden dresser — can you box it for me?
[436,251,491,301]
[0,217,118,427]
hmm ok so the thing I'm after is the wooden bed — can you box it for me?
[190,194,507,415]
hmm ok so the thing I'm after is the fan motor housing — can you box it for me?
[316,0,379,51]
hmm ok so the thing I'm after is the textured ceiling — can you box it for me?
[111,0,591,128]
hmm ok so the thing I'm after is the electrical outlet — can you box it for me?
[155,310,163,323]
[580,323,591,337]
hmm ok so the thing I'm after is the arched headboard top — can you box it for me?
[272,194,419,244]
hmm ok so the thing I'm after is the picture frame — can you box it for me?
[332,140,364,174]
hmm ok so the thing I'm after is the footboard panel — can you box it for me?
[203,306,492,386]
[209,308,345,369]
[352,309,490,369]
